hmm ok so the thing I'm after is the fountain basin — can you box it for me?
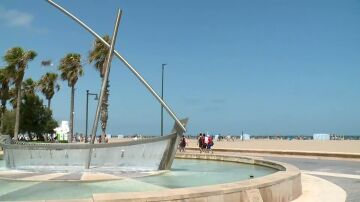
[0,153,301,202]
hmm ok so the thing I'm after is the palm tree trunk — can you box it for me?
[69,86,75,143]
[48,99,51,109]
[14,84,21,140]
[0,106,5,135]
[100,80,109,143]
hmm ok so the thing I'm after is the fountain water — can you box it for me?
[0,157,278,201]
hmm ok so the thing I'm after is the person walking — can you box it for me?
[207,135,214,153]
[179,135,187,152]
[198,133,204,153]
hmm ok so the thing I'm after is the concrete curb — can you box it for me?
[186,147,360,159]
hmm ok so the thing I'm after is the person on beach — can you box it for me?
[207,135,214,153]
[198,133,204,153]
[179,135,187,152]
[202,134,208,151]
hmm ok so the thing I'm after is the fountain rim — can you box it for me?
[0,153,302,201]
[91,154,302,201]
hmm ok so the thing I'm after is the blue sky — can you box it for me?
[0,0,359,136]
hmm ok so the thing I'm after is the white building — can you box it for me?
[53,121,70,141]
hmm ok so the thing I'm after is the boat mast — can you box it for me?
[89,9,122,145]
[84,9,121,168]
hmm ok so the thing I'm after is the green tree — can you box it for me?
[3,47,37,140]
[9,78,36,108]
[38,72,60,109]
[1,95,57,140]
[58,53,83,142]
[0,68,12,134]
[20,94,58,141]
[89,35,111,142]
[2,110,15,137]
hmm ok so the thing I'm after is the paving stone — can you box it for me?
[51,172,83,181]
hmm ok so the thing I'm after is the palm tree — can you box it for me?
[8,87,17,109]
[3,47,37,140]
[88,35,111,142]
[38,72,60,109]
[0,68,12,134]
[22,78,37,96]
[58,53,83,142]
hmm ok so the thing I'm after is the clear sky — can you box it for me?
[0,0,359,136]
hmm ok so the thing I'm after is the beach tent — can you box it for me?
[313,133,330,140]
[241,134,251,140]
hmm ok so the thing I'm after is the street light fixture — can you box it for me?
[85,90,98,143]
[161,63,166,136]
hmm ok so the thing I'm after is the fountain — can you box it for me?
[0,1,302,201]
[0,152,302,201]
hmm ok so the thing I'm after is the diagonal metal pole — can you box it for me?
[85,9,122,169]
[90,6,121,144]
[46,0,186,133]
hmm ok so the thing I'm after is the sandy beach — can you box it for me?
[109,138,360,154]
[186,139,360,153]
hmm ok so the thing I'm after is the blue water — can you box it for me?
[0,158,276,201]
[141,159,276,188]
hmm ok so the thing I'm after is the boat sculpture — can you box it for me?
[0,0,188,171]
[0,119,187,171]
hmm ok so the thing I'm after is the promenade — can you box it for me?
[183,139,360,202]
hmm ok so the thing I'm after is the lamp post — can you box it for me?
[85,90,98,143]
[161,64,166,136]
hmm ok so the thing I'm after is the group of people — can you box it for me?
[198,133,214,153]
[97,135,109,143]
[177,133,215,153]
[178,135,188,152]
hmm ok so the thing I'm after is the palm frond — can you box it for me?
[58,53,84,87]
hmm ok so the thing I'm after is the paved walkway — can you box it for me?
[293,174,346,202]
[264,155,360,202]
[188,149,359,202]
